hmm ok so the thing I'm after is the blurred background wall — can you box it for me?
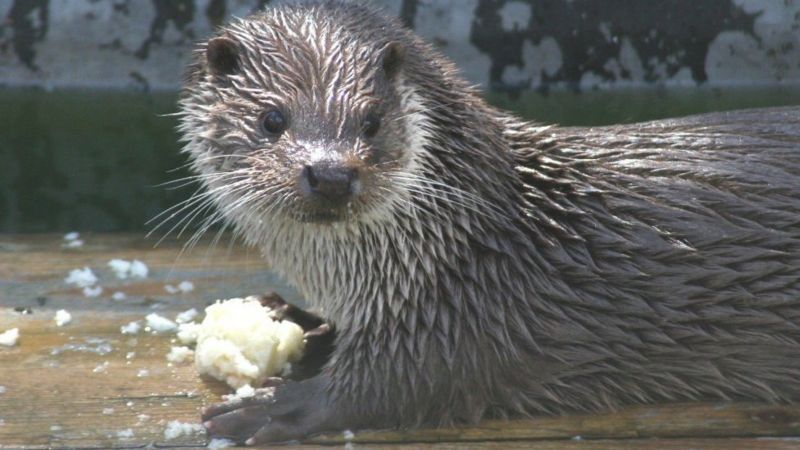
[0,0,799,233]
[1,0,799,91]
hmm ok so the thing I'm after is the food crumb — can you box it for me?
[93,361,109,373]
[175,308,198,324]
[0,386,6,394]
[137,369,149,378]
[130,260,149,278]
[178,280,195,292]
[63,231,80,241]
[137,414,150,422]
[126,351,136,360]
[167,346,194,364]
[55,309,72,327]
[120,321,141,335]
[116,428,134,439]
[177,322,200,345]
[51,338,112,356]
[108,259,149,279]
[102,407,115,415]
[164,284,180,294]
[235,384,255,398]
[50,425,62,431]
[146,313,177,333]
[63,239,84,248]
[108,259,131,279]
[64,267,98,288]
[112,291,127,301]
[163,420,205,440]
[62,232,83,248]
[83,285,103,298]
[0,328,19,346]
[208,437,235,449]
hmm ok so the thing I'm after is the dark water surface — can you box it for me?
[2,86,800,233]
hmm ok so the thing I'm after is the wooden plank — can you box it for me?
[300,438,800,449]
[0,310,224,449]
[1,234,800,449]
[307,402,800,446]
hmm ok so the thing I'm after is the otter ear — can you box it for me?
[381,41,405,80]
[206,37,239,76]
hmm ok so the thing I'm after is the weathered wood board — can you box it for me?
[1,234,799,449]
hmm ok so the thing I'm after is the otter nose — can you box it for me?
[301,163,358,201]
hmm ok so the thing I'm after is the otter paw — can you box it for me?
[258,292,325,331]
[202,378,333,445]
[257,293,336,380]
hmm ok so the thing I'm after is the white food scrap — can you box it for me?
[177,322,200,345]
[175,308,198,324]
[0,328,19,346]
[167,346,194,364]
[82,285,103,297]
[163,420,205,440]
[54,309,72,327]
[164,284,180,294]
[129,260,149,278]
[108,259,132,279]
[235,384,255,398]
[108,259,149,279]
[208,438,235,449]
[193,297,305,389]
[62,232,83,248]
[145,313,177,333]
[120,321,141,335]
[116,428,134,439]
[64,267,98,288]
[63,231,80,241]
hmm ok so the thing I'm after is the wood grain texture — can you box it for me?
[1,234,799,449]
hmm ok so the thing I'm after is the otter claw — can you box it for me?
[258,292,326,331]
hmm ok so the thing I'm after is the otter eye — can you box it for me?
[261,109,287,135]
[363,113,381,138]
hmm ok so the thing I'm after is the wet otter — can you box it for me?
[177,0,800,444]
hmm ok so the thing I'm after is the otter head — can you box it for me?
[179,8,420,228]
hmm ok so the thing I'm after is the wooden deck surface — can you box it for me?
[1,233,800,449]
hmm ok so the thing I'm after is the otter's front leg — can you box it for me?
[202,295,347,444]
[202,373,342,444]
[258,293,336,380]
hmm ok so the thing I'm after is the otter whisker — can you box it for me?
[179,184,263,257]
[148,175,254,246]
[153,168,249,190]
[147,172,251,231]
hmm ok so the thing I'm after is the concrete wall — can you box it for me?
[1,0,799,92]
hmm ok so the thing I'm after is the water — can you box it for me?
[1,86,799,233]
[0,90,189,233]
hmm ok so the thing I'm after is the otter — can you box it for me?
[177,1,800,445]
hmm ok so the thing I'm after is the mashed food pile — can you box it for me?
[187,297,305,389]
